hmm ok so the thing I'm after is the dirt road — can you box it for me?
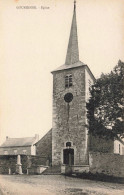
[0,175,124,195]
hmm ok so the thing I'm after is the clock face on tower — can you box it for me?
[64,93,73,103]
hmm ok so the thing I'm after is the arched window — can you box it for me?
[66,142,71,147]
[65,74,72,88]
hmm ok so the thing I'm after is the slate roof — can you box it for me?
[51,61,95,81]
[51,2,95,82]
[65,0,79,65]
[0,137,36,148]
[52,61,84,72]
[117,137,124,145]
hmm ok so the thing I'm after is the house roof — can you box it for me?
[0,137,36,148]
[117,137,124,145]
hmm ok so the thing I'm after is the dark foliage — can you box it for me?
[86,60,124,139]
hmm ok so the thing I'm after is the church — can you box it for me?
[35,1,124,174]
[51,1,95,171]
[0,1,124,176]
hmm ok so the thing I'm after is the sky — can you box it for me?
[0,0,124,144]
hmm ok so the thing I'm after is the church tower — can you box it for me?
[51,1,95,170]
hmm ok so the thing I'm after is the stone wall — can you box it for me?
[89,152,124,178]
[89,135,114,153]
[0,155,46,174]
[0,155,30,174]
[35,129,52,166]
[0,155,17,174]
[27,155,47,167]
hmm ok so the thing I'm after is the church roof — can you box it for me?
[51,61,95,81]
[0,137,37,148]
[65,0,79,65]
[51,1,83,73]
[52,61,84,72]
[51,1,95,81]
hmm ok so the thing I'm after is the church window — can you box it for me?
[66,142,71,147]
[65,75,72,88]
[69,75,72,86]
[64,93,73,103]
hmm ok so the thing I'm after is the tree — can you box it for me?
[86,60,124,139]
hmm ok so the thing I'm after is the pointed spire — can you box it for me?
[65,0,79,65]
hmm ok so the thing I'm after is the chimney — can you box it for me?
[35,134,39,141]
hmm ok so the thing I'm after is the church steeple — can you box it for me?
[65,0,79,65]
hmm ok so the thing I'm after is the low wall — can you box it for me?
[0,155,47,174]
[72,165,89,173]
[89,152,124,178]
[89,135,114,153]
[61,165,89,175]
[28,165,48,174]
[61,165,72,174]
[0,155,17,174]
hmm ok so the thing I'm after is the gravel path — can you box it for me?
[0,175,124,195]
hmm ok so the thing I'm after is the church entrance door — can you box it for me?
[63,148,74,165]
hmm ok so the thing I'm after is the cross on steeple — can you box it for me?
[74,0,76,10]
[65,0,79,65]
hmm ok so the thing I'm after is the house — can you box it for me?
[114,138,124,155]
[0,134,39,155]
